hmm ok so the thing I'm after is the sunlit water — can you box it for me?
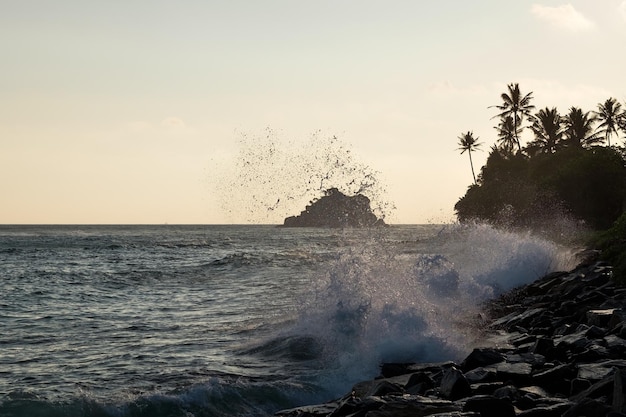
[0,224,576,416]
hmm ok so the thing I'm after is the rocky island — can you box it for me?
[282,188,385,228]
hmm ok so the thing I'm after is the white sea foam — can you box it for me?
[285,223,578,397]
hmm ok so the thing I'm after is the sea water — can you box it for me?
[0,224,576,416]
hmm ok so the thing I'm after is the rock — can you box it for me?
[380,361,455,378]
[613,368,625,413]
[404,372,435,395]
[464,367,498,384]
[532,364,576,395]
[469,381,504,395]
[329,395,386,417]
[282,188,385,228]
[365,396,462,417]
[440,367,472,400]
[588,309,619,327]
[562,398,612,417]
[492,384,519,401]
[530,337,554,356]
[276,401,341,416]
[462,395,516,417]
[605,335,626,357]
[495,361,533,385]
[460,348,506,372]
[578,360,626,381]
[275,261,626,417]
[366,380,404,397]
[490,308,547,331]
[570,375,614,402]
[517,405,571,417]
[379,363,415,378]
[609,310,626,329]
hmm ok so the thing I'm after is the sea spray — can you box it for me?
[212,129,394,224]
[438,222,578,297]
[261,223,579,402]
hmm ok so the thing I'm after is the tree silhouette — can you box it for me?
[526,107,563,155]
[562,107,601,149]
[619,100,626,136]
[457,83,626,230]
[595,97,623,147]
[457,131,482,185]
[492,83,535,152]
[495,115,519,155]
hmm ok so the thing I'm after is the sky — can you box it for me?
[1,1,625,224]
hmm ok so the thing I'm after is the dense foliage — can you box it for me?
[589,211,626,284]
[455,84,626,231]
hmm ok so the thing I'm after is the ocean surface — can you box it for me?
[0,224,577,416]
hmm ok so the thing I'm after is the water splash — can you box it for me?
[269,223,578,397]
[213,129,394,223]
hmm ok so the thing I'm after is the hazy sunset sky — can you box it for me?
[2,1,625,224]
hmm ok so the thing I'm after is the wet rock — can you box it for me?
[462,395,515,417]
[276,401,341,416]
[440,367,472,400]
[329,395,386,417]
[275,262,626,417]
[404,372,435,395]
[367,380,404,397]
[613,368,625,414]
[530,337,554,357]
[469,381,504,395]
[460,348,505,372]
[495,361,533,385]
[578,360,626,381]
[365,396,461,417]
[562,398,612,417]
[517,402,573,417]
[588,309,619,327]
[464,367,498,384]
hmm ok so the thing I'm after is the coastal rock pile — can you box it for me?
[276,261,626,417]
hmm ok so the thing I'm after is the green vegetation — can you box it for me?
[455,83,626,232]
[455,83,626,280]
[589,211,626,284]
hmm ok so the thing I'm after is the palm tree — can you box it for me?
[595,98,623,147]
[526,107,563,155]
[562,107,601,148]
[491,83,535,152]
[457,131,482,184]
[494,116,519,155]
[620,108,626,138]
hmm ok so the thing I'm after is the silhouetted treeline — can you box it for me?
[455,83,626,231]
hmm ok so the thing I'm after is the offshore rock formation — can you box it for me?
[276,260,626,417]
[282,188,385,228]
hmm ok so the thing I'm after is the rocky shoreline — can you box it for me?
[276,260,626,417]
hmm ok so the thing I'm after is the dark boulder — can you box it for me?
[462,395,516,417]
[282,188,385,228]
[441,367,472,400]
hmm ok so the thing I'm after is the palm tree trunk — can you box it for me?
[468,150,476,184]
[514,113,522,152]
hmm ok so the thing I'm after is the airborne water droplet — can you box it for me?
[212,129,395,224]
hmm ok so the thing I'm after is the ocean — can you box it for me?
[0,224,577,416]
